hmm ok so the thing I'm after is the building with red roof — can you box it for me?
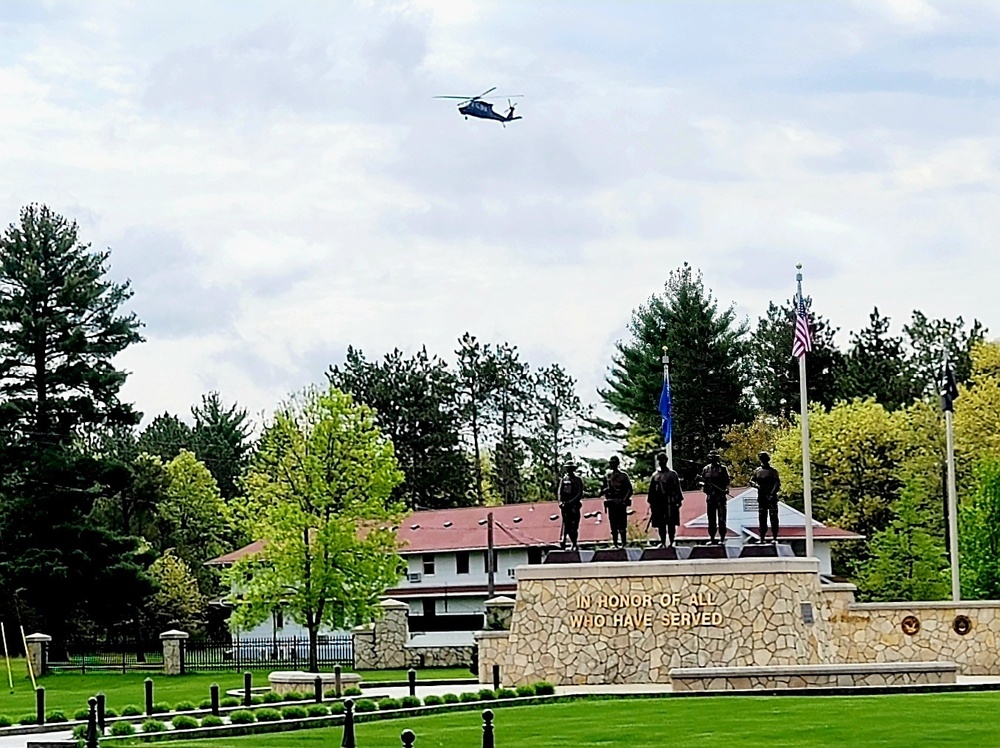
[209,487,859,640]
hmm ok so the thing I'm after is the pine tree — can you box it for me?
[0,204,149,638]
[191,392,254,500]
[601,264,750,484]
[749,298,843,418]
[836,308,918,410]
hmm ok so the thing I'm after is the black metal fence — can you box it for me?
[182,636,354,672]
[46,640,164,674]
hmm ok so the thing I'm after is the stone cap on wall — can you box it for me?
[159,630,190,640]
[24,633,51,643]
[474,630,511,641]
[670,661,958,678]
[484,596,516,607]
[380,598,410,611]
[851,600,1000,610]
[516,557,821,581]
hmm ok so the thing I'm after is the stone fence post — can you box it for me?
[159,630,189,675]
[484,597,515,631]
[24,633,51,677]
[351,599,410,670]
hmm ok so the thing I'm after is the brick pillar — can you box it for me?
[159,630,189,675]
[484,596,515,631]
[24,634,51,677]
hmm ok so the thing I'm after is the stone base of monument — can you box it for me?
[544,549,595,564]
[640,546,688,561]
[268,670,362,696]
[738,542,795,559]
[687,544,737,560]
[669,661,958,692]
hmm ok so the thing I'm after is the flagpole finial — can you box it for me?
[796,263,803,283]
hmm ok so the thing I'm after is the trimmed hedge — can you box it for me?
[73,708,89,721]
[0,715,11,728]
[354,699,378,713]
[250,696,265,706]
[459,692,479,703]
[515,685,536,697]
[377,698,401,711]
[17,714,36,726]
[400,696,421,709]
[46,711,68,723]
[422,695,443,706]
[496,688,517,699]
[200,715,224,727]
[478,689,496,700]
[329,702,345,715]
[229,710,256,725]
[535,681,555,695]
[122,704,143,716]
[198,699,213,710]
[220,697,240,708]
[285,691,307,701]
[261,692,283,704]
[151,702,171,715]
[306,704,329,718]
[343,686,362,697]
[106,708,119,719]
[443,693,460,704]
[255,708,281,722]
[173,701,196,712]
[110,721,136,736]
[142,719,167,733]
[171,715,199,730]
[280,706,308,720]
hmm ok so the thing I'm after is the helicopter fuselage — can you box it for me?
[458,99,521,123]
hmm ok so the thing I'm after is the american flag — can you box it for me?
[792,294,813,359]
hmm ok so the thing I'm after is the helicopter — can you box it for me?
[434,87,523,126]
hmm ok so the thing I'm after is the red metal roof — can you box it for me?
[207,490,859,565]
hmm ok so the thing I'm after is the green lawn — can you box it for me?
[0,662,471,719]
[160,692,1000,748]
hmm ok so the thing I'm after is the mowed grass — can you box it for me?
[0,660,470,719]
[163,691,1000,748]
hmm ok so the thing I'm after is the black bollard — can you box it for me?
[314,675,323,703]
[341,699,356,748]
[144,678,154,717]
[243,672,252,707]
[35,687,44,725]
[492,664,500,691]
[401,728,416,747]
[210,684,220,717]
[408,668,416,698]
[335,665,342,698]
[85,697,99,748]
[482,709,495,748]
[96,692,106,735]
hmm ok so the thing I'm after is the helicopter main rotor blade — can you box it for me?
[434,95,474,100]
[474,86,497,99]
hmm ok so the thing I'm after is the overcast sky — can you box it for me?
[2,0,998,437]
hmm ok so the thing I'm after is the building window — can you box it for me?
[422,599,436,618]
[527,547,543,565]
[423,554,436,576]
[456,551,470,575]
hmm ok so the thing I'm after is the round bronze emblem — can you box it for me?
[953,615,972,636]
[901,615,921,636]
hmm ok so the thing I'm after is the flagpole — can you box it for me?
[661,347,673,472]
[944,379,961,601]
[796,266,815,559]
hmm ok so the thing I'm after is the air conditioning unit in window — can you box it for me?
[408,573,422,583]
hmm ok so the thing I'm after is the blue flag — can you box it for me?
[658,374,672,445]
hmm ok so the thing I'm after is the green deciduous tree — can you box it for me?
[854,472,949,602]
[721,415,791,487]
[147,551,206,634]
[602,264,750,485]
[328,347,471,509]
[959,459,1000,600]
[227,386,405,672]
[749,298,844,419]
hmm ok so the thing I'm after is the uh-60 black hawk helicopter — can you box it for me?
[435,87,523,126]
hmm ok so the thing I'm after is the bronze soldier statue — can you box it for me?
[599,456,633,548]
[647,453,683,547]
[558,462,584,550]
[700,450,730,545]
[750,451,781,543]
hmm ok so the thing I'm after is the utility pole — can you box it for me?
[487,512,495,597]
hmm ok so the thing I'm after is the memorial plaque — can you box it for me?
[742,494,758,512]
[953,615,972,636]
[901,615,921,636]
[801,602,815,624]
